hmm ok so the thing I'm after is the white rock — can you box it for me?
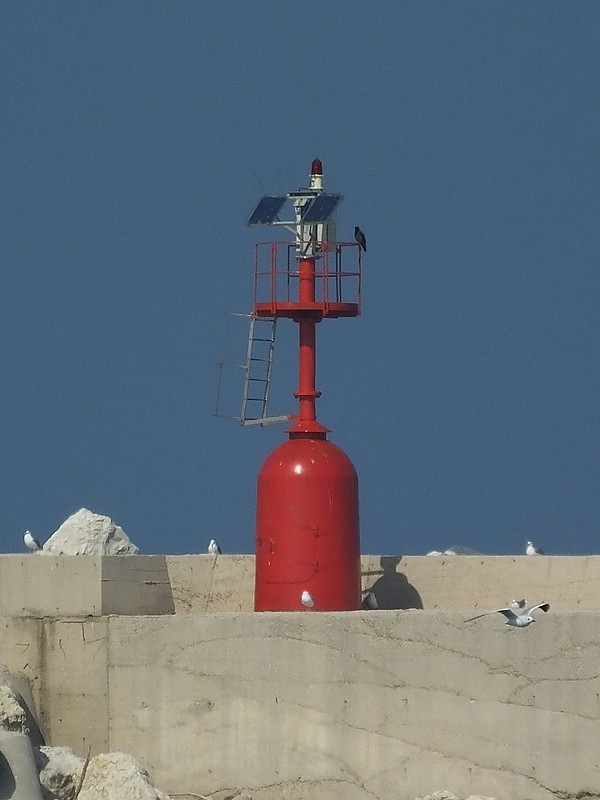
[35,746,84,800]
[0,684,28,733]
[465,796,498,800]
[78,752,171,800]
[42,508,140,556]
[415,793,460,800]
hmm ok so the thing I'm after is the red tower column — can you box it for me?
[290,257,325,434]
[255,255,361,611]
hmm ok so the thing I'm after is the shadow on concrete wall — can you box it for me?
[362,556,423,610]
[0,752,16,799]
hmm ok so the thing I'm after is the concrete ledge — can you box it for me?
[3,554,600,618]
[0,556,174,617]
[361,554,600,611]
[166,554,600,613]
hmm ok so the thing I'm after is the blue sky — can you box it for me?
[1,1,599,556]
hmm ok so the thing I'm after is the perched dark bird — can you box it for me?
[354,226,367,252]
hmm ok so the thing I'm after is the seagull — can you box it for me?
[365,591,378,609]
[24,530,42,552]
[354,226,367,252]
[526,540,545,555]
[301,590,314,608]
[208,539,222,555]
[510,598,527,611]
[465,601,550,628]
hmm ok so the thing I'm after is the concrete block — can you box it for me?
[101,556,174,615]
[40,618,109,757]
[0,556,174,618]
[106,610,600,800]
[0,730,44,800]
[0,556,103,617]
[162,554,600,614]
[361,554,600,611]
[166,555,255,613]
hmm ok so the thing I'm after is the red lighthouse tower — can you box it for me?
[248,159,363,612]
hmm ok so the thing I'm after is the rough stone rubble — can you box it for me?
[0,684,28,733]
[416,794,497,800]
[35,747,172,800]
[40,507,140,556]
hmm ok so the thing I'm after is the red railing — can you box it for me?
[253,241,362,318]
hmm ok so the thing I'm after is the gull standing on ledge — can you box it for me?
[301,590,314,608]
[465,601,550,628]
[24,530,42,552]
[526,539,545,555]
[208,539,222,556]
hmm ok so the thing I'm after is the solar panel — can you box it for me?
[247,196,287,225]
[302,194,342,223]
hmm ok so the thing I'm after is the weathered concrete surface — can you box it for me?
[0,556,105,617]
[0,617,110,754]
[40,618,110,755]
[3,554,600,617]
[0,555,174,617]
[1,610,599,798]
[165,554,600,613]
[2,555,600,798]
[106,611,600,799]
[166,555,255,613]
[360,554,600,611]
[101,557,175,615]
[0,618,43,726]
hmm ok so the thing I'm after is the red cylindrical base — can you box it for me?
[255,436,361,612]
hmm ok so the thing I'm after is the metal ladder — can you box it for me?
[240,314,288,426]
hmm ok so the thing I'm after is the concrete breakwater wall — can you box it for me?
[3,553,600,617]
[1,555,600,799]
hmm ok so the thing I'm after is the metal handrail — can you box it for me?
[253,241,361,309]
